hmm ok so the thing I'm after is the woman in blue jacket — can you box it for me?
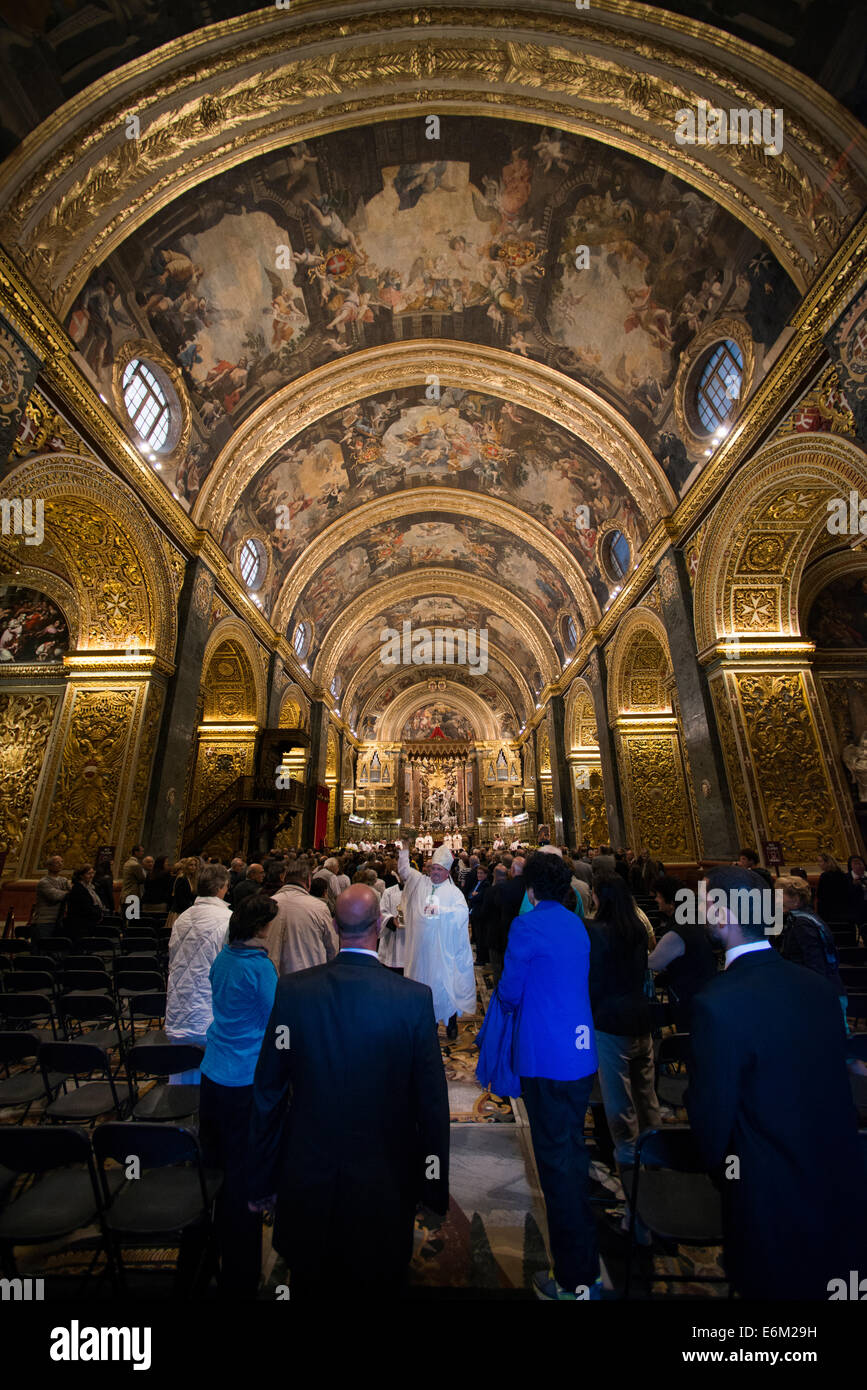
[199,893,279,1297]
[498,850,600,1301]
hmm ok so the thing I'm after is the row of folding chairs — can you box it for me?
[0,1119,221,1294]
[0,969,167,1053]
[0,1035,204,1126]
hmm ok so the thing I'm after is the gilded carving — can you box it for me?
[774,364,856,440]
[192,569,214,621]
[0,692,59,872]
[574,765,608,846]
[736,533,795,574]
[619,731,696,859]
[40,688,137,867]
[10,386,90,460]
[733,672,847,860]
[731,588,777,629]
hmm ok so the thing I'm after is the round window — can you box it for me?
[695,339,743,435]
[292,620,310,659]
[239,536,267,591]
[601,529,630,582]
[121,357,179,452]
[561,615,578,652]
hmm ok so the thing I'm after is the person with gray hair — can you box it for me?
[165,861,232,1080]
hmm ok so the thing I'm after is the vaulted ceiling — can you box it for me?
[4,1,864,746]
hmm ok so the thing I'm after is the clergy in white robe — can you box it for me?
[423,834,433,852]
[377,881,405,970]
[442,832,453,851]
[398,846,475,1028]
[453,833,462,850]
[415,834,426,852]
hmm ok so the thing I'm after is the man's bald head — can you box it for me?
[334,884,381,949]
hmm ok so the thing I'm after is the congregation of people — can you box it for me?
[18,830,867,1301]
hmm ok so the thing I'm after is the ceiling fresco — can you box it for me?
[224,385,641,613]
[352,661,525,742]
[67,114,797,510]
[325,594,544,701]
[281,512,581,644]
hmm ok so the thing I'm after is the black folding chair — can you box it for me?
[0,940,31,958]
[60,970,114,1001]
[58,993,125,1057]
[0,1032,64,1122]
[40,1042,132,1125]
[92,1121,222,1294]
[127,1044,203,1123]
[121,928,158,951]
[0,991,60,1042]
[115,953,162,979]
[654,1032,691,1110]
[6,969,58,998]
[0,1124,107,1285]
[62,954,107,973]
[41,938,73,959]
[624,1126,725,1298]
[12,954,59,977]
[128,990,168,1047]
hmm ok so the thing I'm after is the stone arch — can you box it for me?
[1,453,177,660]
[377,680,499,743]
[197,342,674,555]
[314,569,560,691]
[799,550,867,645]
[200,619,266,725]
[564,675,600,752]
[6,5,863,313]
[605,609,674,724]
[693,432,867,651]
[278,682,309,730]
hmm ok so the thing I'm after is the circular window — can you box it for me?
[121,358,179,452]
[694,339,743,435]
[239,537,267,591]
[600,529,630,582]
[292,620,310,659]
[561,615,578,653]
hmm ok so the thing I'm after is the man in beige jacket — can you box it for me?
[267,856,339,976]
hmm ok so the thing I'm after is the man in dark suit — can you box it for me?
[687,866,867,1300]
[248,884,450,1297]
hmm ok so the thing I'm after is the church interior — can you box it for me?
[0,0,866,1320]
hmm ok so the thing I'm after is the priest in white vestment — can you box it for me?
[398,846,475,1040]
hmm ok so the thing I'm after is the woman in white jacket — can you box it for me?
[165,862,232,1081]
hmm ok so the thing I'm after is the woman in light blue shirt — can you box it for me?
[199,894,279,1297]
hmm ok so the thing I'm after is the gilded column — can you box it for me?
[582,647,626,848]
[22,655,168,875]
[656,548,739,857]
[703,641,853,864]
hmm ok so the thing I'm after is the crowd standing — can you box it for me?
[22,831,867,1301]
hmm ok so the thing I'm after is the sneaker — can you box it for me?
[532,1270,603,1301]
